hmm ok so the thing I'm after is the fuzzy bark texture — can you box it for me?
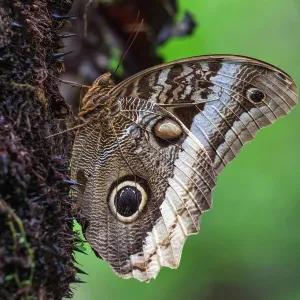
[0,0,76,299]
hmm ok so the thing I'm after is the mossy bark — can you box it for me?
[0,0,76,299]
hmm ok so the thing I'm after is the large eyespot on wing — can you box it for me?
[71,96,216,282]
[112,55,297,174]
[108,176,149,224]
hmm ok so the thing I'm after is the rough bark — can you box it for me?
[0,1,76,299]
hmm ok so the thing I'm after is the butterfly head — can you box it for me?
[79,72,116,119]
[92,72,115,88]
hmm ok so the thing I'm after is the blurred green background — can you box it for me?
[71,0,300,299]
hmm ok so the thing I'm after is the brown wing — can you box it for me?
[71,97,216,281]
[111,55,298,174]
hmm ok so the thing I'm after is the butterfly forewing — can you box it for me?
[71,55,297,282]
[112,55,297,174]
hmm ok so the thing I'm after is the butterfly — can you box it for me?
[70,55,297,282]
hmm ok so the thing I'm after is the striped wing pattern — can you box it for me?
[116,56,297,174]
[71,55,297,282]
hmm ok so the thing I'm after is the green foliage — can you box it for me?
[71,0,300,299]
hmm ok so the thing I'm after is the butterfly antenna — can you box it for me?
[113,13,144,77]
[112,10,140,75]
[46,122,88,139]
[49,73,91,89]
[122,11,141,55]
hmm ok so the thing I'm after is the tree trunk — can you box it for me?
[0,1,77,299]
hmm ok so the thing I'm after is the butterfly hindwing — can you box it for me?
[71,97,216,281]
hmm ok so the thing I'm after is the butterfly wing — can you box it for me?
[112,55,297,174]
[71,97,216,281]
[71,55,297,282]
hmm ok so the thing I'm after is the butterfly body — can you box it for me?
[70,55,297,282]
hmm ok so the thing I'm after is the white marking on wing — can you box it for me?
[125,134,211,281]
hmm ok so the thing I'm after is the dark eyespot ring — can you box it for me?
[246,88,266,103]
[108,177,148,223]
[115,186,142,217]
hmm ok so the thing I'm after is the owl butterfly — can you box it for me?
[70,55,297,282]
